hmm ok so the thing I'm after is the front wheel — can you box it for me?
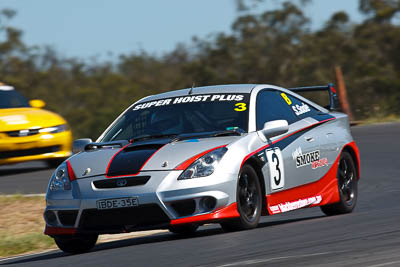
[320,151,358,216]
[220,164,262,232]
[54,234,98,254]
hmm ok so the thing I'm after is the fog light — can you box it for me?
[45,210,57,225]
[200,197,216,212]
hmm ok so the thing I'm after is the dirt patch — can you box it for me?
[0,195,54,257]
[0,195,46,237]
[0,195,169,258]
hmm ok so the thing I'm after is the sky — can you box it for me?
[0,0,364,61]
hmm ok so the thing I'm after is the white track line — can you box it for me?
[367,261,400,267]
[216,251,344,267]
[0,249,57,263]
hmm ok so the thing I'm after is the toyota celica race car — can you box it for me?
[44,84,360,253]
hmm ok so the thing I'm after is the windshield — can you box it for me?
[0,90,30,109]
[101,93,250,142]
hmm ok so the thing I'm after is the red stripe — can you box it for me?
[348,141,361,178]
[240,118,335,168]
[266,140,359,214]
[266,154,340,214]
[174,145,227,170]
[44,226,77,235]
[66,160,77,181]
[105,144,165,178]
[170,202,239,225]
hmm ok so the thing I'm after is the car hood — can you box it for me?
[68,136,241,179]
[0,108,67,132]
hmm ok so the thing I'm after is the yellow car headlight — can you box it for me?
[39,124,69,134]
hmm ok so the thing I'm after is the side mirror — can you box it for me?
[29,99,46,109]
[72,138,93,154]
[261,120,289,139]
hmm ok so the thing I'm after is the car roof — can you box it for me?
[138,84,260,103]
[133,83,329,114]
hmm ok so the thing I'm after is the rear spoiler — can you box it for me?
[288,83,339,111]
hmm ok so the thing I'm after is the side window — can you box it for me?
[256,90,296,130]
[280,92,320,120]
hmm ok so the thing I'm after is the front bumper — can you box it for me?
[0,131,72,165]
[44,169,239,235]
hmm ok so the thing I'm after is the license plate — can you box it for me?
[96,197,139,210]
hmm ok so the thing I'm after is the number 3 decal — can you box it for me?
[234,103,247,111]
[265,148,285,190]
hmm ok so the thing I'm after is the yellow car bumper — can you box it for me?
[0,130,72,165]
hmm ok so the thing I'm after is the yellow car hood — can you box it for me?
[0,108,67,132]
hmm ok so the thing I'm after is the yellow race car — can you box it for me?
[0,83,72,167]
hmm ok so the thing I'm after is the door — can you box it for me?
[255,90,321,195]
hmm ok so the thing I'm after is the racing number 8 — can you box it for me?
[280,93,292,105]
[234,103,247,111]
[266,148,285,190]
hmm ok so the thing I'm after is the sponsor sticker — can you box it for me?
[292,147,328,169]
[132,94,246,111]
[269,195,322,214]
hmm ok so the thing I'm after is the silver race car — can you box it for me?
[44,84,360,253]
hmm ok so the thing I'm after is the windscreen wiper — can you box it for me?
[212,129,243,137]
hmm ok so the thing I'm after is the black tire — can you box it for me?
[220,164,262,232]
[169,224,199,235]
[54,234,98,254]
[321,151,358,216]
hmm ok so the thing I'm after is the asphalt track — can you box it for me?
[1,123,400,266]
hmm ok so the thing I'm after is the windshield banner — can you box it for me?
[133,94,249,111]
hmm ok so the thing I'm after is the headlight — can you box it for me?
[49,162,72,191]
[178,147,228,180]
[39,124,68,134]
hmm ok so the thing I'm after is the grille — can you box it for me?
[93,176,151,189]
[79,204,170,231]
[0,145,61,159]
[58,210,79,226]
[6,129,40,137]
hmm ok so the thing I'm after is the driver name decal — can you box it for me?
[133,94,245,111]
[292,102,310,116]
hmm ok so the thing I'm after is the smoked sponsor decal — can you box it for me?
[292,147,328,169]
[133,94,247,111]
[269,195,322,214]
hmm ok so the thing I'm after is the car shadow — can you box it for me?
[1,215,324,265]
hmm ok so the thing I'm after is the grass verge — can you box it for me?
[0,195,168,258]
[0,195,56,257]
[360,114,400,125]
